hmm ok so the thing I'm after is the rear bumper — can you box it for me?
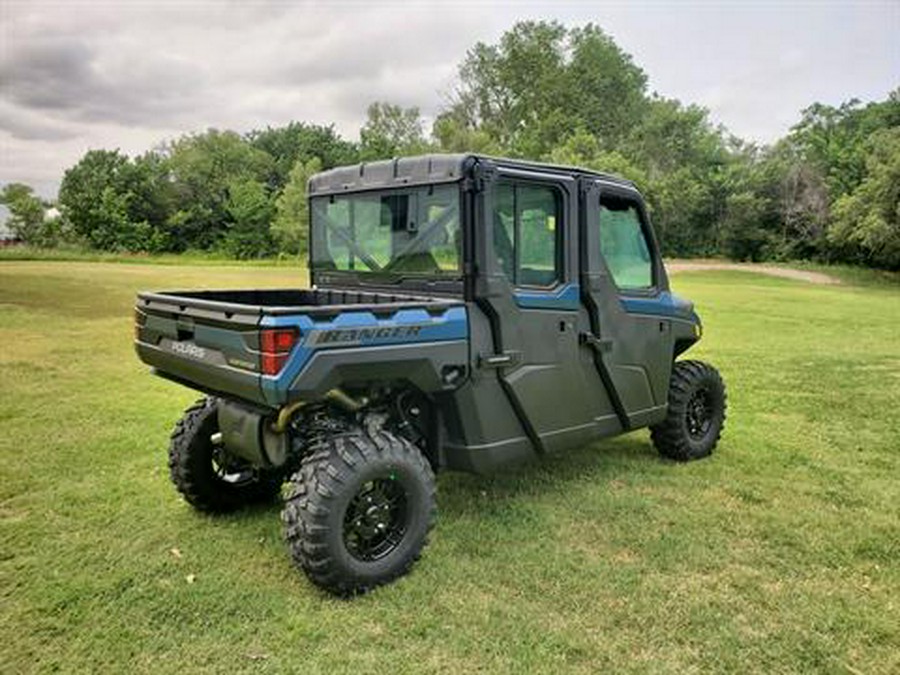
[135,342,269,407]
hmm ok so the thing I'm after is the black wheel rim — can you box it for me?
[343,476,408,562]
[211,437,257,486]
[686,386,714,440]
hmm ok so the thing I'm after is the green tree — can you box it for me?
[545,129,647,184]
[828,127,900,269]
[646,168,719,256]
[221,179,275,259]
[432,110,502,155]
[566,24,649,149]
[621,99,731,255]
[59,149,128,248]
[624,98,726,178]
[248,122,357,189]
[712,142,785,261]
[789,93,900,199]
[754,90,899,264]
[359,102,429,160]
[165,129,273,250]
[273,156,321,256]
[58,150,171,252]
[436,19,742,258]
[775,158,830,259]
[443,21,648,158]
[0,183,45,244]
[129,152,174,239]
[450,21,568,156]
[95,186,133,250]
[35,27,900,269]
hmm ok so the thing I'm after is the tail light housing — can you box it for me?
[134,308,146,340]
[259,327,299,375]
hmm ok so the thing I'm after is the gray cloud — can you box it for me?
[1,34,209,129]
[0,100,80,141]
[0,0,897,198]
[1,38,94,110]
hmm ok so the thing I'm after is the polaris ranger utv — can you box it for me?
[134,154,726,595]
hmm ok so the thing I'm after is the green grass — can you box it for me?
[0,245,306,267]
[5,245,897,286]
[1,261,898,674]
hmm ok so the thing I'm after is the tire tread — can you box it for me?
[168,397,281,513]
[651,360,727,461]
[282,428,436,596]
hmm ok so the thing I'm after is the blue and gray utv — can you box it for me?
[134,154,727,595]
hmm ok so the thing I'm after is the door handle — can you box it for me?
[478,351,521,369]
[579,332,613,353]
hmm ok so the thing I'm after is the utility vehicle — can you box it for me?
[134,154,727,595]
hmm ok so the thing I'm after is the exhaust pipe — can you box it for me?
[272,388,365,433]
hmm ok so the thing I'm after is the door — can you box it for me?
[473,166,601,453]
[580,180,674,430]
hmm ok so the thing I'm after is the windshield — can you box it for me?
[311,184,461,280]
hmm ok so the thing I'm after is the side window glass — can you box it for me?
[518,185,559,287]
[599,197,653,290]
[493,183,515,279]
[492,182,561,287]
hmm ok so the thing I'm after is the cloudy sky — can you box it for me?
[1,0,897,198]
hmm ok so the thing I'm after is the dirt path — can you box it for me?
[666,260,841,285]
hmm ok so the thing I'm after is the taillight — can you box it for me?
[259,327,299,375]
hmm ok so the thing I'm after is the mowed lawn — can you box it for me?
[1,261,898,674]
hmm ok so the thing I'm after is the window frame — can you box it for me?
[494,179,565,290]
[310,183,464,282]
[597,189,660,296]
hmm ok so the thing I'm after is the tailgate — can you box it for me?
[134,292,268,406]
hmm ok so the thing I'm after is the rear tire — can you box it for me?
[651,360,727,461]
[168,398,282,513]
[281,429,436,596]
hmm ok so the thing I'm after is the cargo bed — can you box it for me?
[134,288,468,407]
[138,288,461,317]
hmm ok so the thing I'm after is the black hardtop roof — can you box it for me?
[307,153,634,196]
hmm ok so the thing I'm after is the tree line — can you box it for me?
[2,21,898,269]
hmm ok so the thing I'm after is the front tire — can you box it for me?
[168,398,282,513]
[282,429,436,596]
[651,360,727,461]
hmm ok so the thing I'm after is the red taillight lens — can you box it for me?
[261,353,283,375]
[259,327,298,375]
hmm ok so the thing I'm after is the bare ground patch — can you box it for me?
[667,260,841,285]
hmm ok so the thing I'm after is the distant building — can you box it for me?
[0,205,21,247]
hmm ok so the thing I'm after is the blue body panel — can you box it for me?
[260,306,469,404]
[619,291,697,321]
[253,288,693,404]
[514,283,580,311]
[511,283,697,322]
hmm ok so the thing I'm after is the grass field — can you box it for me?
[1,261,898,674]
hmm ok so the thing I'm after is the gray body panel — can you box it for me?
[286,340,469,399]
[581,179,673,429]
[431,158,697,471]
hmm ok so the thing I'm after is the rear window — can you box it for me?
[311,184,461,278]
